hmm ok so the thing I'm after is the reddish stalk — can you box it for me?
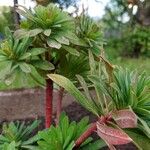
[74,122,97,149]
[45,79,53,128]
[56,87,64,125]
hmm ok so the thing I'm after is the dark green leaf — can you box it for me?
[30,48,47,56]
[32,60,55,71]
[63,46,80,56]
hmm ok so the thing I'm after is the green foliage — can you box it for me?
[125,129,150,150]
[58,53,90,82]
[0,120,40,150]
[0,28,51,86]
[76,15,103,56]
[107,68,150,118]
[48,73,100,116]
[0,6,15,34]
[79,140,106,150]
[102,0,150,58]
[37,113,103,150]
[48,53,150,148]
[15,4,81,55]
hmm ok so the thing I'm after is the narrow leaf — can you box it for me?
[63,46,80,56]
[125,129,150,150]
[30,48,47,56]
[32,60,55,71]
[19,52,31,60]
[48,74,99,116]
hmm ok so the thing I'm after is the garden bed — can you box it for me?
[0,100,137,150]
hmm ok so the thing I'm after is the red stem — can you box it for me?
[45,79,53,128]
[74,122,97,148]
[56,87,64,126]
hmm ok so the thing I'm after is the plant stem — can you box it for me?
[74,122,97,149]
[56,87,64,126]
[45,79,53,128]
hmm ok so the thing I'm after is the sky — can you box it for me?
[0,0,110,18]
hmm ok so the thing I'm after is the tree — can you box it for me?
[13,0,20,29]
[33,0,79,8]
[102,0,150,58]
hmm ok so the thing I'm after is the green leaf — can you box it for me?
[43,29,51,36]
[66,141,75,150]
[63,46,80,56]
[63,122,76,149]
[29,29,43,37]
[65,33,86,46]
[32,60,55,71]
[0,55,8,61]
[76,75,92,100]
[5,73,16,85]
[89,50,96,75]
[76,117,89,138]
[30,48,47,56]
[138,117,150,138]
[55,36,69,45]
[47,39,61,49]
[22,134,40,145]
[19,52,31,60]
[14,29,29,39]
[21,145,39,150]
[29,65,45,86]
[19,63,31,73]
[0,61,12,79]
[125,130,150,150]
[3,141,16,150]
[80,139,106,150]
[48,74,99,116]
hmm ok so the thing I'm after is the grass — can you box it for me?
[0,57,150,90]
[111,57,150,75]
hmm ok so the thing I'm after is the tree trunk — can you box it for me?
[133,42,142,58]
[13,0,20,29]
[56,87,64,125]
[45,79,53,128]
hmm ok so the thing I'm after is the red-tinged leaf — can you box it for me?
[113,109,137,128]
[96,122,132,145]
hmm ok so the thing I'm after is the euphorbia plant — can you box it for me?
[12,5,103,128]
[37,113,106,150]
[0,3,89,128]
[0,120,40,149]
[14,4,79,128]
[48,52,150,149]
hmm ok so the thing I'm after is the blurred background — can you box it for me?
[0,0,149,90]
